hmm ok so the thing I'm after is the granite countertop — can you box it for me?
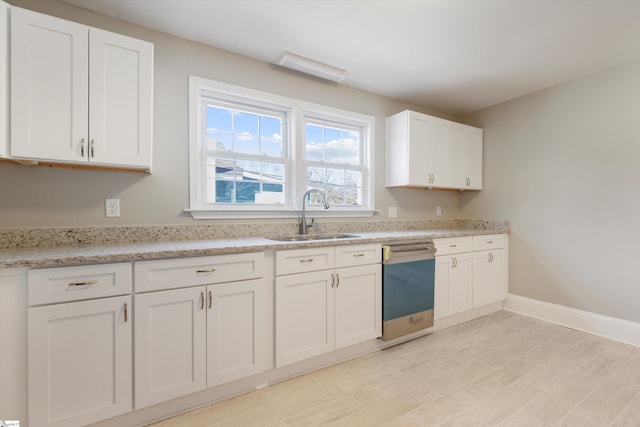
[0,228,505,269]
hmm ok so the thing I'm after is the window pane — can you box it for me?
[212,158,236,203]
[323,127,343,163]
[326,184,344,205]
[307,166,326,188]
[207,131,232,151]
[327,168,345,186]
[341,130,360,165]
[261,137,282,157]
[207,157,286,205]
[259,161,285,204]
[260,116,283,156]
[305,124,323,161]
[206,106,232,132]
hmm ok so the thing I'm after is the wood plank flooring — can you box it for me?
[147,311,640,426]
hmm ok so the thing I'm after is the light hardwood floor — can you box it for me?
[148,311,640,426]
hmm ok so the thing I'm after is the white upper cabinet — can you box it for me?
[0,1,8,157]
[10,7,153,171]
[450,123,483,190]
[386,110,482,190]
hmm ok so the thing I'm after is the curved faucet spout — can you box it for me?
[299,189,330,235]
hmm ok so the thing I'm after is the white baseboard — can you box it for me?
[504,293,640,348]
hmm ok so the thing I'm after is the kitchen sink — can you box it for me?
[268,233,359,242]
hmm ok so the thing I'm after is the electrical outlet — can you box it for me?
[436,206,442,217]
[105,199,120,218]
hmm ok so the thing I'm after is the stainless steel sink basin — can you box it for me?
[268,233,358,242]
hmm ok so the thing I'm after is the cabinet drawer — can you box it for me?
[472,234,505,251]
[276,246,334,276]
[135,252,264,292]
[434,237,472,256]
[28,262,132,306]
[335,244,381,268]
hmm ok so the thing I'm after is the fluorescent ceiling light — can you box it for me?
[277,51,346,83]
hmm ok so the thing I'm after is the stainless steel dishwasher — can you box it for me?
[381,239,436,341]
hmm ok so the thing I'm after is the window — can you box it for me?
[204,103,287,206]
[304,118,364,207]
[188,76,374,219]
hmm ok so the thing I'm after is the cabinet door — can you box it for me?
[334,264,381,349]
[207,279,265,387]
[11,7,89,162]
[451,124,483,190]
[275,270,334,367]
[89,28,153,169]
[28,295,131,427]
[407,112,449,187]
[434,255,453,320]
[473,249,506,307]
[434,253,472,319]
[135,287,206,409]
[424,115,451,187]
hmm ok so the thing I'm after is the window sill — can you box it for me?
[185,208,378,220]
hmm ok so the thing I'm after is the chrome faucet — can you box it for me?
[299,189,330,235]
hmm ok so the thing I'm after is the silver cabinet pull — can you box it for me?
[196,268,216,274]
[449,244,457,248]
[90,139,95,158]
[124,302,128,322]
[299,259,314,264]
[80,138,85,157]
[331,273,335,288]
[487,241,493,244]
[336,273,340,288]
[488,252,492,263]
[208,290,212,309]
[353,253,365,258]
[200,292,204,310]
[67,280,98,288]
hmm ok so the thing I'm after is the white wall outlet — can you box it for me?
[436,206,442,216]
[388,206,397,218]
[105,199,121,217]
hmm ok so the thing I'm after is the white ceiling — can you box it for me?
[59,0,640,115]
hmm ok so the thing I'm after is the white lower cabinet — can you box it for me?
[28,295,132,427]
[134,287,207,409]
[275,244,382,367]
[207,280,265,387]
[133,253,265,409]
[276,270,335,366]
[27,263,132,427]
[472,234,507,308]
[434,234,508,320]
[434,251,472,319]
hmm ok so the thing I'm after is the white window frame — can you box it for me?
[187,76,375,219]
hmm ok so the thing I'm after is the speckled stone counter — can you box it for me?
[0,220,510,268]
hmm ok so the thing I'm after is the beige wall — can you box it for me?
[0,0,461,228]
[460,60,640,323]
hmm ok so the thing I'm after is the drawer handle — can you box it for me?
[487,241,493,244]
[331,273,335,288]
[200,292,205,310]
[299,259,314,264]
[196,269,216,274]
[208,290,212,309]
[449,244,457,248]
[353,253,365,258]
[336,273,340,288]
[124,302,128,322]
[67,280,98,288]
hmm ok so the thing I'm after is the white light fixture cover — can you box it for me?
[277,51,346,83]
